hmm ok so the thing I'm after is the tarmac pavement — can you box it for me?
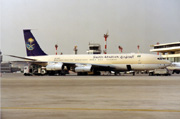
[1,73,180,119]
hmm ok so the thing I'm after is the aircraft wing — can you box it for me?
[8,55,47,66]
[63,62,116,71]
[7,55,37,61]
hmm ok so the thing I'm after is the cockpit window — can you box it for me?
[157,58,166,60]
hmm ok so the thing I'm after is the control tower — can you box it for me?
[0,50,2,63]
[87,43,101,54]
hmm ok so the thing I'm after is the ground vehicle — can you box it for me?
[24,64,69,76]
[24,65,46,76]
[149,69,171,76]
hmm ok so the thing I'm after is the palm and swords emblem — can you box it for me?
[26,38,35,50]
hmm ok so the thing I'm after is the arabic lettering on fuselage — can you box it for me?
[53,55,135,61]
[93,55,134,59]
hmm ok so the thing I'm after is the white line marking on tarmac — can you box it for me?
[2,107,180,112]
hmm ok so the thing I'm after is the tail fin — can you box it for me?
[23,30,47,56]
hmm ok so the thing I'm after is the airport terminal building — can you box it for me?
[150,42,180,62]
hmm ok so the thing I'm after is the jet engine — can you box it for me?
[75,65,92,72]
[46,62,63,71]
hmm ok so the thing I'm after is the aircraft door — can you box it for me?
[137,55,141,64]
[127,65,132,71]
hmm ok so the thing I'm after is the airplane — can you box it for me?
[9,30,171,76]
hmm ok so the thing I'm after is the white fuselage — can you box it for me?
[27,53,171,71]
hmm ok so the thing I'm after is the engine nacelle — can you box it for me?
[75,65,92,72]
[46,62,63,71]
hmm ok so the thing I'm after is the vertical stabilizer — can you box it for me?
[23,30,47,56]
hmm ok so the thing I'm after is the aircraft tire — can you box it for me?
[77,72,88,76]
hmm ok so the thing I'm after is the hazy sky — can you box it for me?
[1,0,180,61]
